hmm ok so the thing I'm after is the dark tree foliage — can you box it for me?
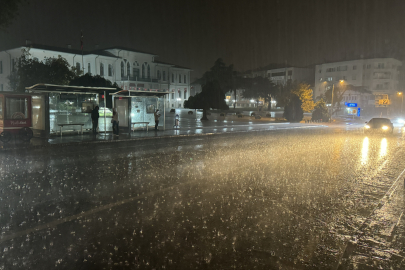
[8,48,79,92]
[242,76,276,110]
[196,59,232,120]
[283,95,303,122]
[311,99,330,122]
[69,74,120,108]
[0,0,27,29]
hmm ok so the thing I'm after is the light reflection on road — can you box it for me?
[361,137,369,165]
[380,138,388,158]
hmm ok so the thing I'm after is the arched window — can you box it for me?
[121,62,124,78]
[133,62,140,79]
[87,63,91,74]
[147,64,150,78]
[108,64,113,76]
[157,70,161,80]
[100,63,104,76]
[127,62,130,77]
[179,74,182,83]
[142,63,146,79]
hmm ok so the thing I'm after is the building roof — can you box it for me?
[102,46,157,56]
[154,60,192,70]
[26,84,117,94]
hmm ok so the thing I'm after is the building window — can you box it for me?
[147,64,150,78]
[172,74,174,83]
[178,91,181,98]
[0,84,3,91]
[171,104,174,107]
[337,66,347,71]
[121,62,125,77]
[184,90,187,99]
[127,62,130,77]
[171,93,174,99]
[87,63,91,74]
[352,75,356,80]
[327,77,333,81]
[76,62,81,71]
[318,69,322,73]
[133,67,140,79]
[163,71,166,81]
[108,64,113,76]
[377,63,385,69]
[353,65,357,70]
[179,74,182,83]
[0,61,2,74]
[157,70,161,80]
[184,75,186,83]
[326,68,335,72]
[342,76,346,80]
[367,64,371,69]
[100,63,104,76]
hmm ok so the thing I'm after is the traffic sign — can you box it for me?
[346,103,357,107]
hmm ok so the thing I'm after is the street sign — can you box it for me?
[378,99,390,105]
[346,103,357,107]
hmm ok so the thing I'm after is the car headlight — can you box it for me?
[365,125,370,129]
[382,126,389,130]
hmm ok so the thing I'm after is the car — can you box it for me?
[364,118,394,134]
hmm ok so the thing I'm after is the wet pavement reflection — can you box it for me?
[0,127,405,269]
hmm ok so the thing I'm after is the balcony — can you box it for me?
[119,76,159,83]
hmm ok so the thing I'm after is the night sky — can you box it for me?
[1,0,405,80]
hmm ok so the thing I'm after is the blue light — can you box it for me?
[346,103,357,107]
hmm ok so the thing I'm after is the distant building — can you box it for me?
[314,58,402,99]
[0,43,191,108]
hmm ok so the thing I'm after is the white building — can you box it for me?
[314,58,402,99]
[0,43,191,108]
[249,66,314,85]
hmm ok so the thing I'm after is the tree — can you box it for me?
[196,59,232,120]
[292,83,315,112]
[311,99,330,122]
[242,76,276,110]
[8,48,80,92]
[69,73,119,108]
[0,0,27,29]
[283,95,303,122]
[323,83,370,115]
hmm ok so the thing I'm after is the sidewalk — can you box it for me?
[0,119,308,151]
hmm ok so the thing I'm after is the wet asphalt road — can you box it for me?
[1,125,405,269]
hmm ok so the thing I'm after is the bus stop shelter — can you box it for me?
[109,89,169,132]
[26,84,117,137]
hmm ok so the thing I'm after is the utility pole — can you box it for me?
[331,84,334,120]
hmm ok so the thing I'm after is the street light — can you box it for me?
[398,92,403,114]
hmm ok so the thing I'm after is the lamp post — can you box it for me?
[398,92,403,114]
